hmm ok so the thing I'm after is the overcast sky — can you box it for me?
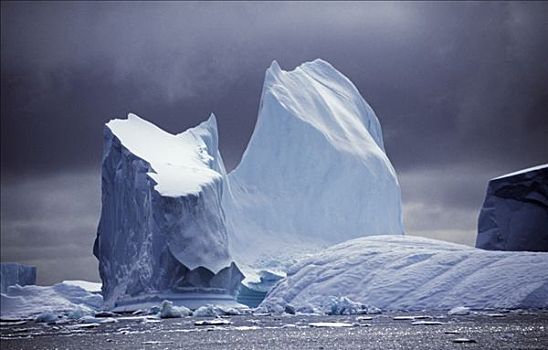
[1,2,547,285]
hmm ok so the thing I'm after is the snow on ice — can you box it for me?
[0,282,102,320]
[261,235,548,312]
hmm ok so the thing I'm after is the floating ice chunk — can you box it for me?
[411,321,444,325]
[194,319,231,326]
[452,338,477,343]
[193,304,221,317]
[281,324,297,329]
[356,316,373,321]
[448,306,471,316]
[309,322,355,328]
[0,320,27,326]
[158,300,191,318]
[66,323,101,329]
[35,312,60,323]
[66,307,86,320]
[322,296,380,315]
[215,305,242,316]
[98,317,118,324]
[393,316,416,321]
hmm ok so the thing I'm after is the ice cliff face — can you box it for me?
[1,263,36,293]
[94,113,242,308]
[225,59,404,269]
[476,164,548,252]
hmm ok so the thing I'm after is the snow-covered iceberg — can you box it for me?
[476,164,548,252]
[94,113,243,309]
[1,282,102,320]
[262,235,548,312]
[225,59,404,274]
[1,263,36,293]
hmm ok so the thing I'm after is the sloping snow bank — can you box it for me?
[262,235,548,312]
[1,282,103,319]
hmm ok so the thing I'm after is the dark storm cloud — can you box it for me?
[1,2,547,284]
[1,171,100,284]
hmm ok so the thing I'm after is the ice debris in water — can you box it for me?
[309,322,355,328]
[448,306,471,316]
[194,319,231,326]
[323,296,381,315]
[35,312,61,323]
[158,300,191,318]
[295,303,321,315]
[452,338,477,343]
[193,304,224,317]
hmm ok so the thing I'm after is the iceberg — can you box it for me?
[0,282,102,320]
[92,59,403,309]
[476,164,548,252]
[94,113,243,309]
[225,59,404,273]
[261,235,548,312]
[0,263,36,293]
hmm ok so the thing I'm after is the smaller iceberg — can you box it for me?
[1,263,36,293]
[476,164,548,252]
[1,282,102,320]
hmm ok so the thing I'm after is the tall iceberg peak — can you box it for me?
[225,59,404,269]
[95,113,242,308]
